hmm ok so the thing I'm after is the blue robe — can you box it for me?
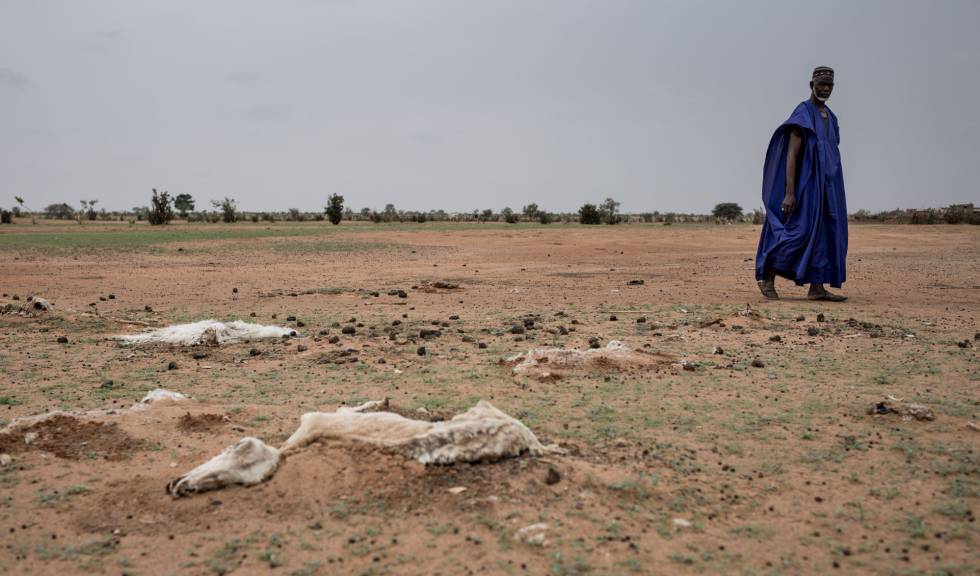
[755,100,848,288]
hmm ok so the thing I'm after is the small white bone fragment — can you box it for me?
[515,523,549,546]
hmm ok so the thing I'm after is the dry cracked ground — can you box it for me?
[0,221,977,576]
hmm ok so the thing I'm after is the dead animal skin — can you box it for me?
[868,399,936,421]
[168,400,560,497]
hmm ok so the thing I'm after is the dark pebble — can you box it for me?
[545,468,562,485]
[56,336,68,344]
[249,348,261,356]
[167,361,178,371]
[417,346,427,356]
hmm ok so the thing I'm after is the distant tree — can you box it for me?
[600,197,621,224]
[579,203,601,225]
[383,203,398,223]
[14,196,33,223]
[501,207,518,224]
[479,209,494,222]
[522,203,540,220]
[370,210,384,223]
[0,208,11,224]
[174,193,195,218]
[640,212,655,223]
[325,194,345,225]
[148,189,175,225]
[538,211,553,224]
[359,207,372,220]
[210,198,238,223]
[751,208,765,224]
[286,208,303,222]
[79,199,98,221]
[44,203,76,220]
[712,202,743,221]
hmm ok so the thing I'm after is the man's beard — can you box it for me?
[813,89,829,102]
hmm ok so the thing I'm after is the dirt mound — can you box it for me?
[177,412,229,433]
[0,415,144,460]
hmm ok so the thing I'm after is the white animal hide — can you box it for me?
[117,320,296,346]
[167,437,281,496]
[509,340,632,375]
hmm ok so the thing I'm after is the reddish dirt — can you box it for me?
[0,221,977,575]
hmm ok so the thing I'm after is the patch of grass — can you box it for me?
[0,396,20,405]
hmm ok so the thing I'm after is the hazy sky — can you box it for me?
[1,0,978,214]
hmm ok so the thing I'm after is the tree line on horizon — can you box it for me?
[2,192,977,226]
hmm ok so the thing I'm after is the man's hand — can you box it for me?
[781,192,796,217]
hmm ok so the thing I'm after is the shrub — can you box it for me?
[522,203,539,219]
[579,203,601,225]
[539,211,553,224]
[211,198,238,223]
[501,207,518,224]
[325,194,344,225]
[600,198,621,224]
[0,209,11,224]
[250,214,259,223]
[148,189,174,225]
[44,203,76,220]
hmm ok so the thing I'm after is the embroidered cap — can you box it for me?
[812,66,835,83]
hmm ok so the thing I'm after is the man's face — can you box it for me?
[811,80,834,102]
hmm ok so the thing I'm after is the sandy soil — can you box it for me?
[0,221,977,575]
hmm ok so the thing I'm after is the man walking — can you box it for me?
[756,66,848,301]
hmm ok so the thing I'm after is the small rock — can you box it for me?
[99,296,107,302]
[296,345,308,353]
[545,468,561,485]
[958,340,972,349]
[417,346,427,356]
[510,325,525,335]
[807,326,820,337]
[627,279,644,285]
[522,318,535,328]
[144,305,153,312]
[100,379,115,389]
[672,518,692,528]
[192,352,208,360]
[515,523,549,547]
[108,294,116,299]
[249,348,261,356]
[769,335,782,342]
[420,329,442,339]
[751,357,765,368]
[816,313,826,322]
[167,361,178,371]
[0,454,12,467]
[250,312,257,317]
[342,326,356,335]
[609,315,618,321]
[478,342,488,349]
[328,335,341,344]
[713,346,724,355]
[796,315,805,322]
[296,320,305,327]
[449,315,460,320]
[56,336,68,344]
[286,315,297,322]
[11,295,19,301]
[588,337,601,349]
[397,290,408,298]
[636,316,646,323]
[232,287,238,294]
[447,486,467,495]
[558,326,569,335]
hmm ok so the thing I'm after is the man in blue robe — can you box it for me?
[756,66,848,301]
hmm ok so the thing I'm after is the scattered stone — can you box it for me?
[609,315,618,321]
[328,335,340,344]
[417,346,427,356]
[296,320,305,327]
[462,335,475,343]
[510,325,526,335]
[588,337,601,349]
[447,486,467,495]
[56,336,68,344]
[769,335,782,342]
[192,352,208,360]
[957,340,972,349]
[478,342,488,349]
[713,346,724,355]
[449,315,459,320]
[296,345,308,353]
[167,361,179,371]
[286,315,297,322]
[0,454,12,468]
[250,312,257,317]
[522,318,535,328]
[433,281,459,290]
[672,518,692,528]
[341,326,356,335]
[751,357,766,368]
[144,305,153,312]
[420,329,442,339]
[11,295,19,301]
[636,316,646,323]
[397,290,408,298]
[100,379,116,389]
[558,326,569,335]
[99,296,107,302]
[108,294,116,300]
[545,467,561,485]
[816,313,826,322]
[232,287,238,294]
[249,348,261,357]
[796,315,805,322]
[627,279,644,285]
[807,326,820,337]
[515,523,549,547]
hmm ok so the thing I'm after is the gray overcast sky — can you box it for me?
[1,0,978,214]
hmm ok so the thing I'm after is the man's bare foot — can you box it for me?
[807,287,847,302]
[758,279,779,299]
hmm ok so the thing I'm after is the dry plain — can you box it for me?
[0,221,977,576]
